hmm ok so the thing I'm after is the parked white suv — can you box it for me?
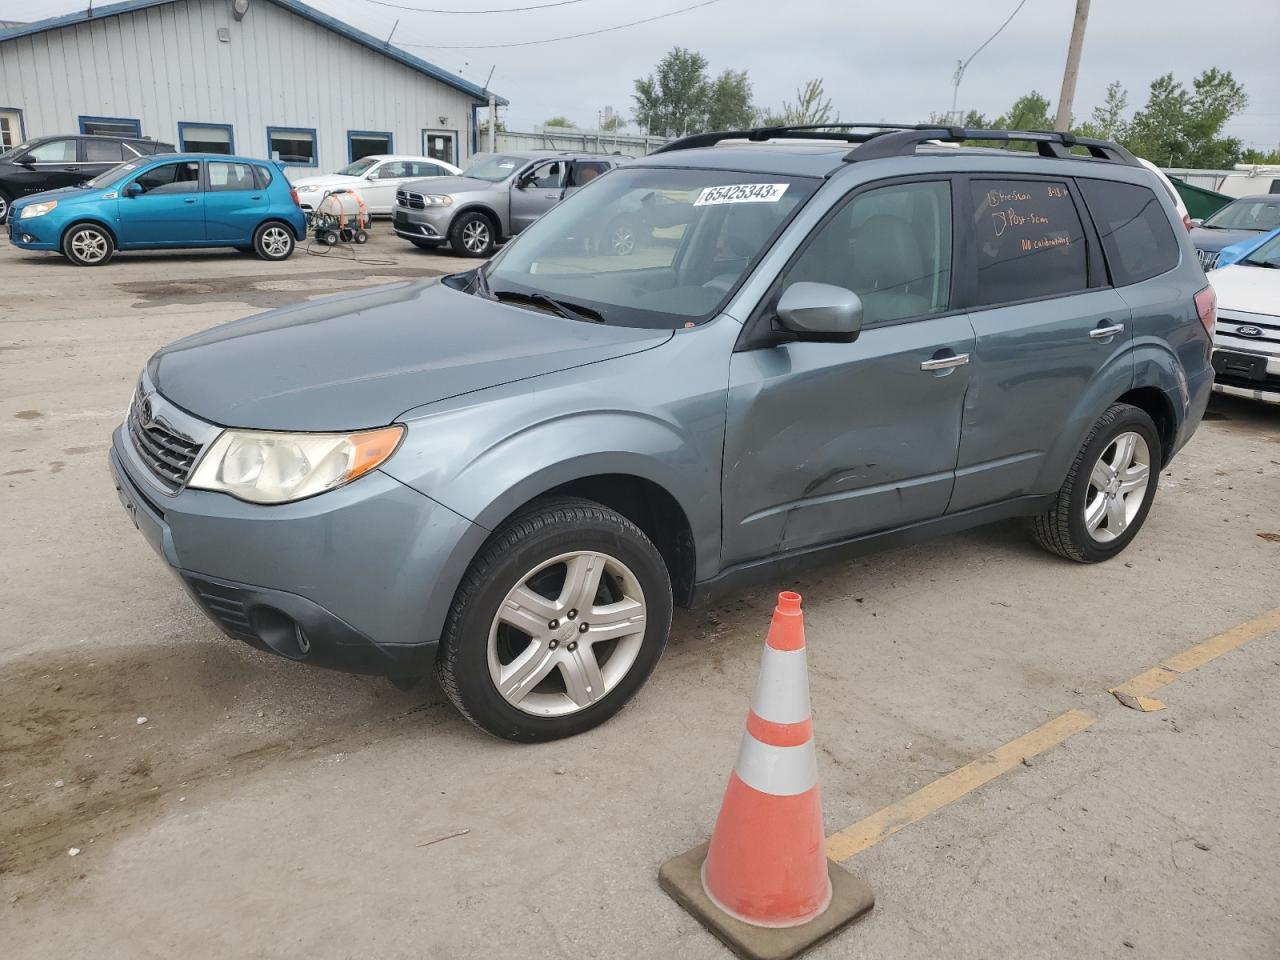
[292,155,461,215]
[1207,229,1280,404]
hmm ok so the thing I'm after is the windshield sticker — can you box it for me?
[693,183,789,206]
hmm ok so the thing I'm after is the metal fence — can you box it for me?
[477,125,670,158]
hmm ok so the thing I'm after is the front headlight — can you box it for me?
[187,425,404,504]
[20,200,58,219]
[425,195,454,206]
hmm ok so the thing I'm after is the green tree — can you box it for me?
[544,116,574,128]
[1077,80,1129,141]
[707,69,754,130]
[758,78,836,127]
[633,47,711,136]
[1126,70,1247,167]
[600,113,624,132]
[1241,147,1280,164]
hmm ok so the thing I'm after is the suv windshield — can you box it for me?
[85,162,140,188]
[484,167,818,329]
[336,157,379,176]
[462,154,523,182]
[1242,232,1280,268]
[1203,199,1280,232]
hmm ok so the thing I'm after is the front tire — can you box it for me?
[0,189,12,226]
[449,211,496,258]
[61,223,115,266]
[254,222,295,260]
[437,497,673,742]
[1031,403,1161,563]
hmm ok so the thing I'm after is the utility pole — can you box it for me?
[1054,0,1091,132]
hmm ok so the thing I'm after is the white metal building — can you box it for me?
[0,0,506,174]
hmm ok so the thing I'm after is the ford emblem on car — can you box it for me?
[1236,325,1264,338]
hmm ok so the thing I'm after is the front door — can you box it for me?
[422,130,456,166]
[509,159,566,233]
[11,138,83,197]
[948,175,1133,511]
[117,160,204,245]
[359,159,412,214]
[203,160,267,242]
[723,179,975,564]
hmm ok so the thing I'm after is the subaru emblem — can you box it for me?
[1236,325,1264,338]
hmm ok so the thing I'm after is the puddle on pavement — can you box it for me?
[115,266,444,309]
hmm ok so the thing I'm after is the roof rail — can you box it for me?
[844,127,1139,165]
[648,123,1139,167]
[649,123,942,154]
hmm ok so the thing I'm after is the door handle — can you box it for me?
[183,198,197,204]
[920,353,970,371]
[1089,322,1125,339]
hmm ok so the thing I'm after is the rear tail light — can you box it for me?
[289,187,301,207]
[1181,213,1192,232]
[1194,285,1216,337]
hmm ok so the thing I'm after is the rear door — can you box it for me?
[723,177,976,562]
[80,138,128,181]
[509,159,567,233]
[948,175,1132,512]
[116,160,204,245]
[203,160,267,242]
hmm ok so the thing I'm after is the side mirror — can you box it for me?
[775,282,864,342]
[124,182,143,197]
[1189,218,1204,228]
[17,157,35,169]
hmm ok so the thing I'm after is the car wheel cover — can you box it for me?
[70,229,108,263]
[610,223,635,255]
[486,550,647,718]
[261,226,291,257]
[462,219,489,253]
[1083,430,1150,543]
[0,196,8,221]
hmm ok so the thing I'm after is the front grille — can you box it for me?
[128,398,203,490]
[397,189,426,210]
[1217,311,1280,349]
[1197,248,1219,270]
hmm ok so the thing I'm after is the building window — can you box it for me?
[179,122,234,154]
[0,108,25,150]
[267,126,317,167]
[348,130,392,162]
[79,115,142,137]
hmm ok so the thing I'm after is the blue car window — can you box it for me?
[208,161,256,192]
[251,165,273,189]
[134,161,200,195]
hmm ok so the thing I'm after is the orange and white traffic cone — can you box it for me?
[701,590,829,927]
[659,591,873,960]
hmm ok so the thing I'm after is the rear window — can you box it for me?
[252,165,274,189]
[969,178,1088,306]
[1078,179,1181,285]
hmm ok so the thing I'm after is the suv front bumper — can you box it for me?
[109,425,487,679]
[1212,348,1280,405]
[392,204,453,245]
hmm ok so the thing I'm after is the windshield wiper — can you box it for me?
[491,289,605,323]
[1244,258,1279,268]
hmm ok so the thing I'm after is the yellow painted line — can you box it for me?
[825,709,1095,863]
[1110,606,1280,712]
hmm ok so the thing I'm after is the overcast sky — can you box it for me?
[5,0,1278,150]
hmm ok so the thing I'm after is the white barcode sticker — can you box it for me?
[693,183,789,206]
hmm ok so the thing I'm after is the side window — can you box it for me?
[1078,179,1181,285]
[370,161,409,180]
[26,139,77,163]
[251,165,274,189]
[527,161,564,189]
[132,161,200,195]
[569,161,610,187]
[969,178,1088,306]
[783,180,953,325]
[207,161,257,192]
[409,162,445,178]
[84,139,125,162]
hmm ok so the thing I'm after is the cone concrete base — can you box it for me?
[659,841,874,960]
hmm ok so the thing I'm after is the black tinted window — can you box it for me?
[969,179,1088,305]
[133,161,200,195]
[1078,179,1181,285]
[84,139,125,162]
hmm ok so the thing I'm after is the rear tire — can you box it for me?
[61,222,115,266]
[437,497,672,742]
[1030,403,1161,563]
[0,189,12,226]
[449,211,496,258]
[253,222,295,260]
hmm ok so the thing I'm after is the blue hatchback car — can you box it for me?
[8,153,306,266]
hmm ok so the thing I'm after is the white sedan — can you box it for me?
[1207,230,1280,405]
[292,155,461,215]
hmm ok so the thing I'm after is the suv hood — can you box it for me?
[148,280,672,431]
[1207,263,1280,317]
[400,175,498,196]
[1191,226,1262,253]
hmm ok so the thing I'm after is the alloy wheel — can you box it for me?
[0,195,8,223]
[261,226,291,257]
[487,551,647,717]
[1083,431,1151,543]
[462,220,490,254]
[70,229,108,264]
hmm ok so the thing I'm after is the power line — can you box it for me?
[949,0,1033,119]
[359,0,593,13]
[394,0,726,49]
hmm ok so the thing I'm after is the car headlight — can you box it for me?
[187,425,404,504]
[424,195,454,206]
[20,200,58,219]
